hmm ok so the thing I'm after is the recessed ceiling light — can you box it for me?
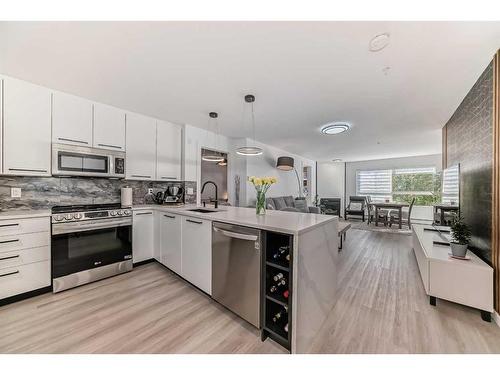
[321,122,351,135]
[369,33,390,52]
[332,159,342,162]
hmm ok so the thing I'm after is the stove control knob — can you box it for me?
[53,214,64,221]
[117,210,123,216]
[74,213,83,220]
[64,213,74,220]
[123,210,131,216]
[110,211,117,216]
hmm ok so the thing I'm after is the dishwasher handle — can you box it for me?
[213,227,259,242]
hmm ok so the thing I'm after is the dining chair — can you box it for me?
[389,197,416,229]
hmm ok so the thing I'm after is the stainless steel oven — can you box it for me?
[52,143,125,178]
[51,204,132,293]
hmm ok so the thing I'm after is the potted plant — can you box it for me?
[450,215,471,257]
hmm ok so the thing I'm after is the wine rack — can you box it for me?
[261,231,293,352]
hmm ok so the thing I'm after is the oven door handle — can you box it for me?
[52,219,132,235]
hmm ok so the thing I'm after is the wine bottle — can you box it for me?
[284,323,289,333]
[272,246,289,260]
[283,289,289,299]
[285,254,290,262]
[273,272,284,282]
[272,306,288,322]
[269,279,286,293]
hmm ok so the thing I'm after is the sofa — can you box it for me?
[265,196,320,214]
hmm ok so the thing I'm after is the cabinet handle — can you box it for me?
[57,137,89,145]
[0,255,20,261]
[0,270,19,278]
[164,214,176,219]
[135,212,153,216]
[131,175,151,179]
[161,176,178,180]
[0,239,19,244]
[186,219,203,225]
[8,168,48,173]
[98,143,122,149]
[0,223,19,228]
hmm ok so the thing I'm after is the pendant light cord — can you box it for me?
[251,102,256,144]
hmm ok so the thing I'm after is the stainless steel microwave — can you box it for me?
[52,144,125,178]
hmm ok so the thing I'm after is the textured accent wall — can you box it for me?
[0,176,196,210]
[444,61,494,263]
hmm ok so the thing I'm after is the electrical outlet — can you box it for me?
[148,188,154,194]
[11,187,22,198]
[187,188,194,195]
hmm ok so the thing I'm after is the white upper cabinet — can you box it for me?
[126,112,157,180]
[52,92,93,146]
[156,120,182,181]
[93,103,126,151]
[1,76,52,176]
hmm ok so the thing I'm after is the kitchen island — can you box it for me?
[133,205,338,353]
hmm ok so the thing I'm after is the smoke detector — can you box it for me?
[369,33,390,52]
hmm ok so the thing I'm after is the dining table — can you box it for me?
[433,204,459,225]
[371,202,410,229]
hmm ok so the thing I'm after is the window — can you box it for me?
[356,167,441,206]
[356,169,392,202]
[442,165,459,205]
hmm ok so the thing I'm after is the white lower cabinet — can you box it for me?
[159,213,182,275]
[0,216,51,300]
[181,216,212,295]
[132,211,155,263]
[132,210,212,295]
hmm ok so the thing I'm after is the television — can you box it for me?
[441,164,460,207]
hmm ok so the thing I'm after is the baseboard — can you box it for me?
[133,258,156,267]
[493,310,500,327]
[0,286,52,307]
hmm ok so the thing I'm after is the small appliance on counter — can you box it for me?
[154,185,184,205]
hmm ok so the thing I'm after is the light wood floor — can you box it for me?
[1,228,499,354]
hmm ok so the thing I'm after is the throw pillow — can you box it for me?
[350,202,362,211]
[273,197,287,210]
[293,199,309,213]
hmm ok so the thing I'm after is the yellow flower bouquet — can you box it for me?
[248,176,278,215]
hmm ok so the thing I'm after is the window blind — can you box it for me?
[356,169,392,202]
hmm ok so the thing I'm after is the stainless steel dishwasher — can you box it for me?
[212,222,262,328]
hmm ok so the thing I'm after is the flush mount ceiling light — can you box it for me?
[332,159,342,162]
[320,122,351,135]
[202,112,225,162]
[369,33,390,52]
[236,94,263,156]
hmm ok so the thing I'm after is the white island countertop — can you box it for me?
[133,204,336,235]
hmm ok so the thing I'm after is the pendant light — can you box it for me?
[202,112,225,162]
[236,94,263,156]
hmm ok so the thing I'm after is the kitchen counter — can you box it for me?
[0,209,52,220]
[133,204,336,235]
[133,203,338,353]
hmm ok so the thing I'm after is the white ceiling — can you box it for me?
[1,21,499,162]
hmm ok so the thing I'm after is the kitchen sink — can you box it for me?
[187,208,218,213]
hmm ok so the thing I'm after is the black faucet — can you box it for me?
[201,181,218,209]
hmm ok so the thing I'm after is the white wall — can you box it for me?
[183,127,317,207]
[243,139,316,207]
[183,124,230,205]
[317,162,345,213]
[345,154,442,220]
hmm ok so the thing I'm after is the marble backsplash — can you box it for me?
[0,176,197,211]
